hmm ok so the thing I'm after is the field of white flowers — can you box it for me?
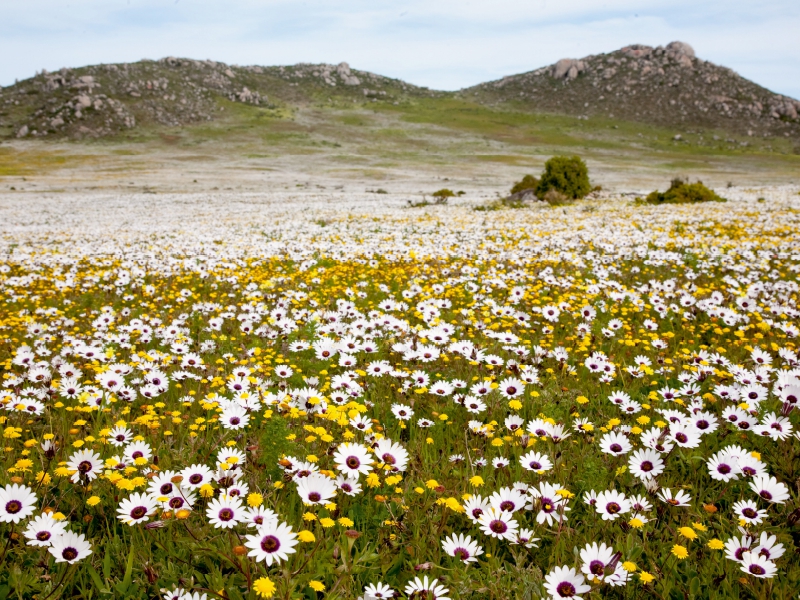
[1,189,799,600]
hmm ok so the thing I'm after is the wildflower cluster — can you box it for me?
[0,192,798,598]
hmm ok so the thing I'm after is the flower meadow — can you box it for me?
[1,190,799,600]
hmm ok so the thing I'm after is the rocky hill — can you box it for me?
[1,42,798,141]
[0,58,432,139]
[465,42,799,139]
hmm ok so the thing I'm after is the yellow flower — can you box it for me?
[576,395,589,404]
[671,544,689,559]
[247,493,263,508]
[639,571,655,584]
[86,496,101,506]
[678,527,697,540]
[425,479,439,489]
[302,512,317,522]
[622,561,637,572]
[199,484,214,498]
[298,530,316,543]
[692,522,707,532]
[508,400,522,410]
[253,576,276,598]
[629,517,644,529]
[308,581,325,592]
[320,518,335,528]
[338,517,354,527]
[707,539,724,550]
[469,476,484,487]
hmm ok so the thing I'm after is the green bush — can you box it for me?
[510,174,539,195]
[644,178,726,204]
[536,156,591,199]
[432,188,455,199]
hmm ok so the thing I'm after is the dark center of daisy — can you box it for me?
[589,560,605,576]
[130,506,147,519]
[759,491,773,501]
[346,457,360,469]
[606,502,621,514]
[499,501,515,511]
[749,564,765,575]
[189,474,203,484]
[718,464,731,474]
[5,500,22,514]
[610,444,622,453]
[530,461,542,469]
[37,531,51,541]
[489,520,508,534]
[641,461,653,472]
[261,535,280,552]
[230,417,241,425]
[308,492,321,502]
[78,460,92,473]
[219,508,234,521]
[556,581,576,597]
[62,547,78,561]
[169,497,184,509]
[742,508,757,518]
[454,547,470,560]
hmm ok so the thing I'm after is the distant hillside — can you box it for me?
[1,43,798,141]
[0,58,434,139]
[464,41,800,139]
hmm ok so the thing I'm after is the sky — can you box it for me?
[1,0,799,99]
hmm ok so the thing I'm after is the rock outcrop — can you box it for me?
[0,58,423,139]
[466,41,799,139]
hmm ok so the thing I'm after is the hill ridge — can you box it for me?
[464,41,799,138]
[0,41,798,140]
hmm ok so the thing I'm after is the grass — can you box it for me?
[2,93,799,188]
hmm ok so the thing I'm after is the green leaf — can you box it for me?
[690,576,701,596]
[103,546,112,581]
[114,544,135,595]
[86,565,106,593]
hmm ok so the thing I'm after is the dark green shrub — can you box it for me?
[427,188,455,205]
[510,174,539,195]
[432,188,455,199]
[536,156,591,199]
[644,178,726,204]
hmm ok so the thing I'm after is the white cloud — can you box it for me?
[1,0,798,98]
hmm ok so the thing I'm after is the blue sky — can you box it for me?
[2,0,798,99]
